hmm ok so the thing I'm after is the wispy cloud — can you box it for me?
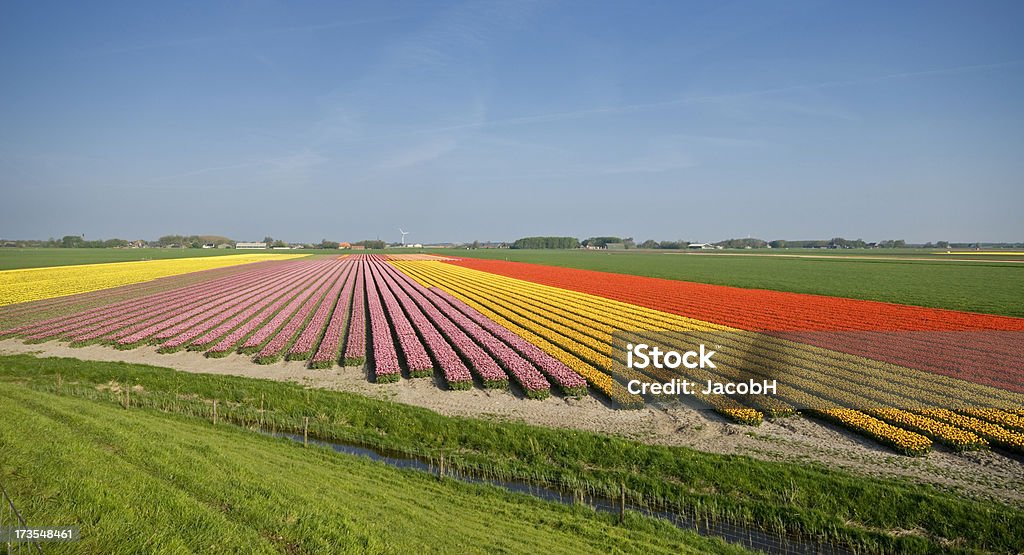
[398,60,1024,135]
[142,150,326,187]
[76,15,407,57]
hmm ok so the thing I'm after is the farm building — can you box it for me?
[235,242,267,249]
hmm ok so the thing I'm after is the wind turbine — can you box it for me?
[399,228,410,247]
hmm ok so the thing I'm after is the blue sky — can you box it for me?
[1,0,1022,244]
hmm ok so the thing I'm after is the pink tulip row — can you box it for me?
[368,262,434,377]
[291,262,357,362]
[0,260,279,322]
[106,261,328,346]
[6,261,268,338]
[382,266,551,397]
[240,261,342,355]
[13,261,308,343]
[157,263,326,351]
[340,264,367,366]
[204,261,341,356]
[151,263,317,342]
[376,262,502,387]
[365,261,401,382]
[427,287,589,396]
[253,262,352,363]
[371,261,474,388]
[179,262,330,351]
[113,263,319,347]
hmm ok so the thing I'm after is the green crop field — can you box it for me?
[0,381,744,554]
[2,354,1020,554]
[429,249,1024,318]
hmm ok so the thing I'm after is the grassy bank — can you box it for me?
[0,382,745,554]
[429,249,1024,317]
[1,354,1020,553]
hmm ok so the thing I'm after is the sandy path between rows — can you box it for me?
[2,338,1021,506]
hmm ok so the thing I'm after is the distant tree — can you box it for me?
[272,240,287,248]
[581,237,622,248]
[319,240,339,249]
[354,240,386,249]
[936,241,949,249]
[471,240,480,249]
[263,236,274,246]
[639,239,659,249]
[190,241,202,248]
[715,238,767,249]
[61,235,83,248]
[769,240,787,249]
[511,236,579,249]
[623,237,636,249]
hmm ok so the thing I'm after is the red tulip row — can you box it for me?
[371,260,476,389]
[293,262,357,363]
[449,259,1024,393]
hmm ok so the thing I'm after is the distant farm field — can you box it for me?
[0,247,292,270]
[430,249,1024,318]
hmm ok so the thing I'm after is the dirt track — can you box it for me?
[2,338,1021,506]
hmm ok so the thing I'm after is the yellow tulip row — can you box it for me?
[0,254,306,307]
[958,408,1024,432]
[397,262,764,420]
[820,409,932,456]
[394,261,1021,452]
[868,408,987,451]
[920,409,1024,453]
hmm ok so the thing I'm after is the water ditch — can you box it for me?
[270,431,855,555]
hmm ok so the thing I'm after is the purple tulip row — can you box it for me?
[253,262,351,362]
[376,262,504,387]
[426,287,589,396]
[292,262,356,362]
[381,266,552,397]
[365,261,401,382]
[340,264,367,366]
[371,261,474,388]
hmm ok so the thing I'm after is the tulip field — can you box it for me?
[1,253,1023,457]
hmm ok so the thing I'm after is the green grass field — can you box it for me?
[0,383,744,554]
[430,249,1024,317]
[2,355,1020,554]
